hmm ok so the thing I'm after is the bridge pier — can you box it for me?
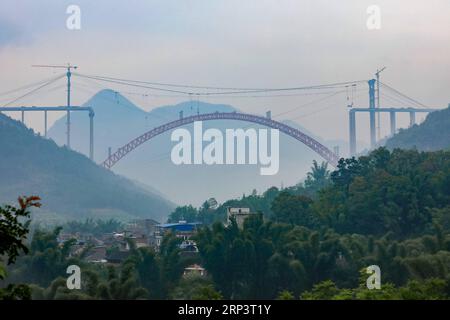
[390,111,396,136]
[44,110,48,137]
[89,110,94,161]
[349,110,356,156]
[409,111,416,127]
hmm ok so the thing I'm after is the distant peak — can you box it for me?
[149,100,238,116]
[92,89,124,99]
[83,89,146,114]
[97,88,116,94]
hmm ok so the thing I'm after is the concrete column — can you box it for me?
[44,110,48,138]
[390,111,396,136]
[349,110,356,156]
[409,111,416,127]
[89,111,94,161]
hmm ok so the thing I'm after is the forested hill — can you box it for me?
[385,106,450,151]
[0,114,174,223]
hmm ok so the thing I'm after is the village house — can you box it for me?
[226,207,258,229]
[183,264,207,277]
[125,218,161,248]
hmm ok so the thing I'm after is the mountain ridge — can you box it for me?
[0,113,175,223]
[48,89,347,205]
[385,106,450,151]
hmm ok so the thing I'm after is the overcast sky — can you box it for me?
[1,0,449,144]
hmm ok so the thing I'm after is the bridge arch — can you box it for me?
[101,112,340,169]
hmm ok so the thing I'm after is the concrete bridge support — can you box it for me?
[390,111,396,136]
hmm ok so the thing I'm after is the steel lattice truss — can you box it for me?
[101,112,340,169]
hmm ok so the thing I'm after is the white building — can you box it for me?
[226,207,257,229]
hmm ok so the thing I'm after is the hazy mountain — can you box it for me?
[385,106,450,151]
[0,113,174,224]
[48,90,342,206]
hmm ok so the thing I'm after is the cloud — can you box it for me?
[0,19,22,47]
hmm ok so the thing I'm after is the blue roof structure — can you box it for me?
[157,222,202,232]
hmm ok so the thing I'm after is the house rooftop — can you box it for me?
[157,222,202,228]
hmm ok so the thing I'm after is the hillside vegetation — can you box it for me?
[0,114,174,223]
[2,148,450,300]
[386,106,450,151]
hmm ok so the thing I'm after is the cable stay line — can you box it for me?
[0,74,66,98]
[74,74,194,95]
[2,74,66,107]
[74,72,366,96]
[77,76,347,99]
[381,91,416,107]
[273,90,346,118]
[290,92,366,121]
[380,82,429,109]
[74,72,367,93]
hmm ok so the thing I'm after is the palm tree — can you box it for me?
[305,160,330,191]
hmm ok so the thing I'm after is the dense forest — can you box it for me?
[0,114,174,223]
[1,147,450,299]
[385,106,450,151]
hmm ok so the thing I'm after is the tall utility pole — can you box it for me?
[32,63,78,148]
[375,67,386,141]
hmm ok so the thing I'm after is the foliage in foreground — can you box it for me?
[0,196,40,299]
[2,148,450,300]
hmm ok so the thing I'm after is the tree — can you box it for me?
[301,280,340,300]
[19,227,78,287]
[0,196,40,300]
[63,218,123,236]
[159,232,184,295]
[271,191,317,228]
[171,274,222,300]
[126,247,163,299]
[305,160,330,192]
[276,290,295,300]
[0,196,40,267]
[168,205,199,223]
[318,148,446,237]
